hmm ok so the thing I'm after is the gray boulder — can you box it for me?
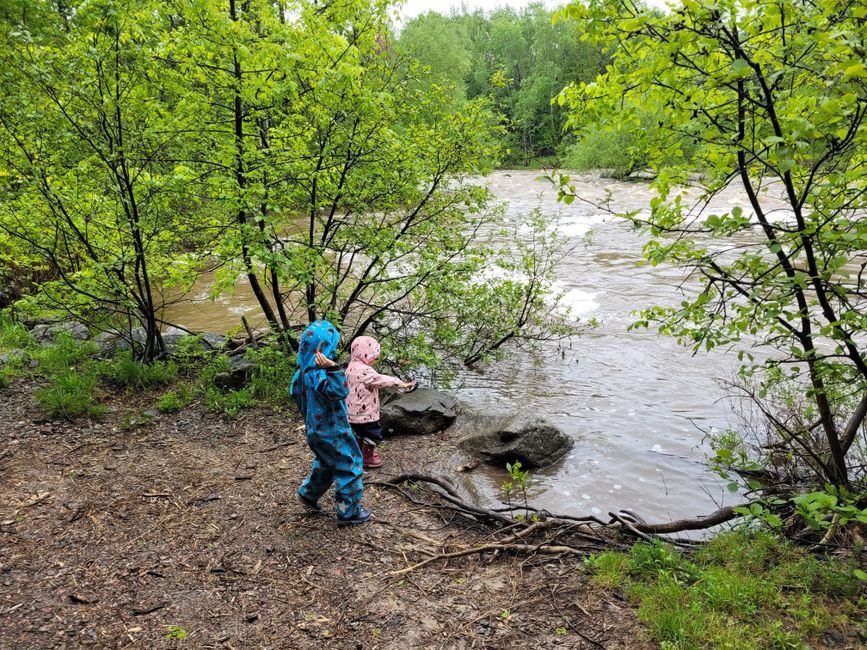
[94,330,133,357]
[31,321,90,345]
[454,414,573,469]
[161,327,190,355]
[0,349,26,368]
[162,327,225,354]
[214,356,257,390]
[95,327,225,357]
[380,388,458,436]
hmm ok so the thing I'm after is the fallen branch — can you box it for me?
[374,471,759,562]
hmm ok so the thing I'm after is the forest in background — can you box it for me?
[397,3,609,168]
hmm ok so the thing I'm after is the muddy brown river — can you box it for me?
[165,170,787,523]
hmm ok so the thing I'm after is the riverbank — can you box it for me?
[0,375,652,649]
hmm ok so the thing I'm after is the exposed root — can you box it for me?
[371,472,756,574]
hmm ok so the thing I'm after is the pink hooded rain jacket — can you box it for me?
[345,336,403,424]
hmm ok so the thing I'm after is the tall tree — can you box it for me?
[0,0,212,359]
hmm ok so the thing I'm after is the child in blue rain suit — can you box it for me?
[290,320,370,525]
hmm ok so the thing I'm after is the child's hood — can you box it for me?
[296,320,341,371]
[350,336,380,366]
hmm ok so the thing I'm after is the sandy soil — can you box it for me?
[0,377,656,649]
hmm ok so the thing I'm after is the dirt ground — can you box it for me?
[0,377,656,649]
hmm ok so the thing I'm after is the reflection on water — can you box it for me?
[165,170,783,522]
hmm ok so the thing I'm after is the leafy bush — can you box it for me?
[171,335,215,375]
[196,345,295,415]
[244,345,295,407]
[562,127,644,178]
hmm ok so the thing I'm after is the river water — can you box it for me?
[165,170,787,523]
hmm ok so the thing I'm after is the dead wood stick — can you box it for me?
[24,492,51,507]
[121,515,173,550]
[241,316,258,348]
[372,473,513,524]
[258,439,298,453]
[379,521,446,547]
[380,473,753,541]
[381,472,462,498]
[547,584,606,649]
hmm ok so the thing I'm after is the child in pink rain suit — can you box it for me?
[345,336,414,468]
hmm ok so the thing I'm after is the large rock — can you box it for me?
[94,330,134,357]
[95,327,225,357]
[31,321,90,345]
[380,388,458,436]
[214,356,257,390]
[162,328,225,354]
[0,349,26,368]
[454,414,573,469]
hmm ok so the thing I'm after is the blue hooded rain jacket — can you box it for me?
[291,320,364,518]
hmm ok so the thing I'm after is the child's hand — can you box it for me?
[399,380,416,390]
[314,350,336,368]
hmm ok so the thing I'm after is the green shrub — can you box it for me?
[171,335,215,375]
[584,532,865,650]
[101,351,177,391]
[35,369,103,419]
[0,314,33,350]
[584,551,629,589]
[158,383,195,413]
[32,333,97,375]
[206,385,256,416]
[197,345,295,415]
[198,353,231,387]
[245,345,295,407]
[563,127,643,178]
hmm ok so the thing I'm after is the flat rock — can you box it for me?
[380,388,458,436]
[454,414,573,469]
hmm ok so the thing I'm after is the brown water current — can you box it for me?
[165,170,793,523]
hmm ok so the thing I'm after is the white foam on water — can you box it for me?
[551,283,600,316]
[556,213,609,238]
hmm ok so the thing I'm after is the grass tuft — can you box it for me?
[584,531,865,650]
